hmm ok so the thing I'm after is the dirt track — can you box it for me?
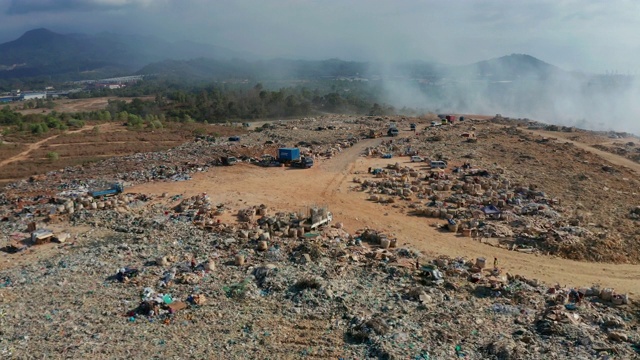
[0,126,93,169]
[522,128,640,173]
[130,133,640,295]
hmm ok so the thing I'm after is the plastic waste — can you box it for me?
[163,294,173,304]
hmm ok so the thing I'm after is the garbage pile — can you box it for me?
[3,116,368,196]
[1,115,640,358]
[0,201,637,359]
[354,159,596,255]
[360,149,614,260]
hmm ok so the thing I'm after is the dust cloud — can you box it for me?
[367,59,640,135]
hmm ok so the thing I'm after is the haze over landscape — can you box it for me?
[0,0,639,133]
[0,0,640,133]
[2,0,638,72]
[3,2,640,359]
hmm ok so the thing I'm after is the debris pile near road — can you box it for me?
[0,199,637,359]
[1,114,640,358]
[360,121,640,263]
[357,160,606,258]
[2,115,370,195]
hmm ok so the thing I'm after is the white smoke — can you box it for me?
[368,59,640,135]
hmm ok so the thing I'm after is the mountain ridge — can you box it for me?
[0,28,252,80]
[0,28,578,83]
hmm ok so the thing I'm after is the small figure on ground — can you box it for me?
[493,257,498,269]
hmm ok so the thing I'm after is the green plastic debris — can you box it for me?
[223,277,251,298]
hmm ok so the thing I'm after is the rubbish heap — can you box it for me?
[0,202,637,359]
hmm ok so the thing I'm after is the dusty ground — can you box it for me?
[11,96,155,114]
[3,115,639,294]
[1,114,640,359]
[521,128,640,172]
[126,128,640,295]
[0,122,243,185]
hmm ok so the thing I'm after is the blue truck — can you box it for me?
[278,148,300,163]
[90,183,124,198]
[278,148,313,168]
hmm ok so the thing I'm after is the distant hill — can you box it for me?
[136,54,568,83]
[449,54,565,81]
[137,58,372,81]
[0,28,571,84]
[0,28,252,80]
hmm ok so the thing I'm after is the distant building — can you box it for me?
[21,92,47,101]
[92,83,126,90]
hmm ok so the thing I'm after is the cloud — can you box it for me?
[1,0,639,73]
[6,0,155,15]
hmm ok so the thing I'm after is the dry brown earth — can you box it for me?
[0,122,242,185]
[128,128,640,295]
[2,115,639,294]
[11,96,155,114]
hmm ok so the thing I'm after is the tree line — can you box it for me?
[1,81,403,137]
[102,81,399,122]
[0,106,87,135]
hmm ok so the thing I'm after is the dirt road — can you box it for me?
[130,133,640,294]
[522,128,640,173]
[0,126,93,169]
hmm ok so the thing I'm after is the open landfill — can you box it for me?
[1,114,639,359]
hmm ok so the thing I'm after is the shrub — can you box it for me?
[67,119,85,128]
[30,123,48,135]
[46,151,59,161]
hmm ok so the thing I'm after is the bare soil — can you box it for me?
[12,96,155,114]
[2,115,639,294]
[128,128,640,295]
[1,114,639,359]
[0,122,243,185]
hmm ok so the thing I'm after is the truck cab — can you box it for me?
[388,128,399,137]
[303,157,314,168]
[292,156,314,169]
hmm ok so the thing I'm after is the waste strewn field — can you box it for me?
[0,122,243,185]
[1,114,639,358]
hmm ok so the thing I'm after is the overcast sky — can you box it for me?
[0,0,638,73]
